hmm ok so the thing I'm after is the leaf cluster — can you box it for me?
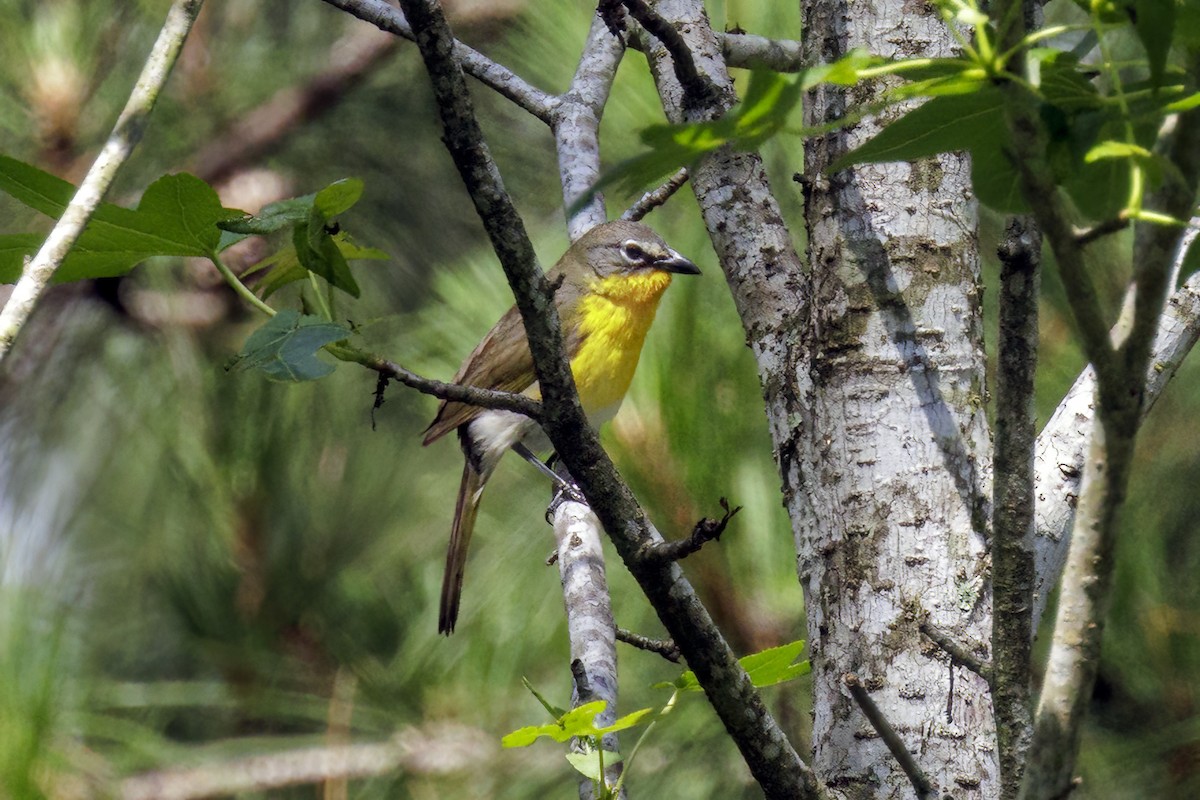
[0,158,388,382]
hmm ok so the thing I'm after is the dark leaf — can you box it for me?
[233,310,350,382]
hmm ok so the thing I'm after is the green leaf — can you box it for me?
[565,750,623,781]
[829,85,1005,172]
[232,311,350,382]
[293,223,360,298]
[1033,51,1101,113]
[1084,141,1154,163]
[314,178,364,218]
[800,49,884,91]
[133,173,230,255]
[0,234,44,283]
[334,233,388,261]
[1163,92,1200,114]
[0,157,242,282]
[501,702,654,748]
[657,640,810,692]
[971,150,1027,213]
[1134,0,1175,90]
[218,195,315,235]
[0,154,76,218]
[739,640,812,688]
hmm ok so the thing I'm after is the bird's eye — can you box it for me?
[621,241,647,263]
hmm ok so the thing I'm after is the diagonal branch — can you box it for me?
[843,673,936,799]
[320,0,557,124]
[622,167,690,222]
[0,0,206,362]
[329,344,541,418]
[613,0,717,105]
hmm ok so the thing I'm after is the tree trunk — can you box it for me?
[798,0,998,795]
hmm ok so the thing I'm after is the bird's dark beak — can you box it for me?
[658,249,701,275]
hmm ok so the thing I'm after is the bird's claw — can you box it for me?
[545,482,587,523]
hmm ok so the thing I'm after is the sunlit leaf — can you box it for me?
[501,701,654,747]
[313,178,364,218]
[566,749,623,781]
[657,640,810,691]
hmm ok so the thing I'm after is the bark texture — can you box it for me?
[800,1,997,795]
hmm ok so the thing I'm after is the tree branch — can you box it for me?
[555,12,625,239]
[553,498,626,797]
[0,0,205,362]
[607,0,718,106]
[719,32,805,73]
[1032,248,1200,625]
[329,344,541,419]
[320,0,558,124]
[842,674,936,800]
[919,619,994,686]
[615,627,681,662]
[991,215,1040,799]
[637,497,740,564]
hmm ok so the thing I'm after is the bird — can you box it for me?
[422,219,700,634]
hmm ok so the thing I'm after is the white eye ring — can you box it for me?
[621,241,647,263]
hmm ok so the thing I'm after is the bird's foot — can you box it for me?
[545,482,587,523]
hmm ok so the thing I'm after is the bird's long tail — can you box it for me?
[439,461,484,635]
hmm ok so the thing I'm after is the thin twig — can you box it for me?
[327,344,541,420]
[321,0,557,124]
[919,619,994,686]
[0,0,205,362]
[621,168,690,222]
[1072,216,1128,247]
[615,627,681,663]
[843,673,937,799]
[638,498,740,564]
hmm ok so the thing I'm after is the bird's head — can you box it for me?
[571,220,701,281]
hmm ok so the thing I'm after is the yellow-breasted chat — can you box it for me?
[423,220,700,634]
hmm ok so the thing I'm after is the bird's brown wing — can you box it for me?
[422,303,535,445]
[422,268,588,446]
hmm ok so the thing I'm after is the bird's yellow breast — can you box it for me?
[569,270,673,416]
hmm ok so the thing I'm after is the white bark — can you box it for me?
[801,0,997,795]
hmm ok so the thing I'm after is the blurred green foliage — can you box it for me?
[0,0,1196,798]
